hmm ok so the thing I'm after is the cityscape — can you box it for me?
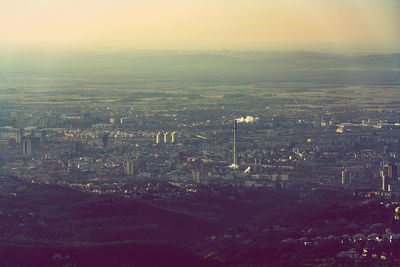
[1,0,400,266]
[0,51,400,266]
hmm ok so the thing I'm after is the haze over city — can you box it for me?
[1,0,400,266]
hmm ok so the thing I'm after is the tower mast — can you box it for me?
[234,120,237,166]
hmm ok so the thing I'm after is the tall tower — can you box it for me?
[233,120,237,166]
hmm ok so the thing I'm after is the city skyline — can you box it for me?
[1,1,400,265]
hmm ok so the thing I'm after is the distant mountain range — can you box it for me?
[0,50,399,87]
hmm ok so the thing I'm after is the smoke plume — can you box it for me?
[236,116,258,123]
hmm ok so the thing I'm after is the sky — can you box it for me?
[0,0,399,51]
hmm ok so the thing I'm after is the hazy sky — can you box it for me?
[0,0,399,51]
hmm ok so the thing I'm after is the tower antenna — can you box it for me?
[234,120,237,166]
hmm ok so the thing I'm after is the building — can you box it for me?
[192,168,207,183]
[253,158,262,174]
[126,158,146,175]
[126,160,135,175]
[27,116,34,126]
[39,117,49,128]
[164,132,168,144]
[102,134,109,148]
[388,164,398,179]
[171,132,176,143]
[40,130,46,146]
[156,132,161,144]
[16,128,24,144]
[22,136,32,156]
[341,169,353,188]
[270,174,289,189]
[382,174,392,192]
[380,163,397,191]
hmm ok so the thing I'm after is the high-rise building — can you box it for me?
[388,165,398,179]
[171,132,176,143]
[341,169,353,188]
[164,132,168,144]
[156,132,161,144]
[381,162,398,191]
[39,117,50,128]
[382,173,392,192]
[16,128,24,144]
[80,112,90,120]
[40,130,46,146]
[102,134,109,148]
[27,116,34,126]
[254,158,262,174]
[126,160,135,175]
[22,136,32,156]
